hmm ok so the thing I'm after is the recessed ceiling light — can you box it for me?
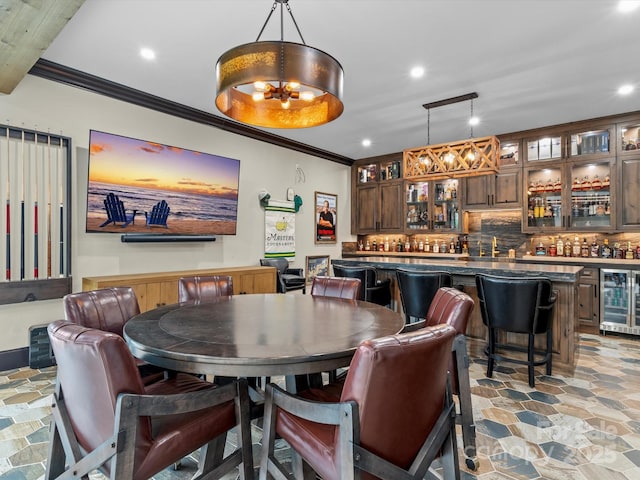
[410,66,425,79]
[362,139,372,147]
[469,116,480,126]
[618,1,640,13]
[140,47,156,60]
[618,84,634,95]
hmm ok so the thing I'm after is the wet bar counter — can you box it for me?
[332,257,583,370]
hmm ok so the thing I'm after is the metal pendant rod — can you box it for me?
[422,92,478,110]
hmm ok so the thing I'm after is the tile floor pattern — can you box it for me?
[1,333,640,479]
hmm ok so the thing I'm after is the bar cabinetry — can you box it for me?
[352,154,403,234]
[578,267,599,333]
[463,138,522,209]
[617,121,640,230]
[524,158,614,233]
[405,178,463,232]
[82,266,277,312]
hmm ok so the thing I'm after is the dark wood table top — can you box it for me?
[124,293,403,377]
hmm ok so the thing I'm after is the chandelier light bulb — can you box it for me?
[300,91,315,101]
[252,92,265,102]
[281,98,291,109]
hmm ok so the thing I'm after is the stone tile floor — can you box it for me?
[1,333,640,479]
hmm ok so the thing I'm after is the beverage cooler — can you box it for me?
[600,269,640,335]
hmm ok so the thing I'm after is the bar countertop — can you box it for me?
[332,257,583,283]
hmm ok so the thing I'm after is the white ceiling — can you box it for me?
[39,0,640,161]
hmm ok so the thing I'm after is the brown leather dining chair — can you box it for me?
[259,324,459,480]
[178,275,234,302]
[46,320,254,480]
[63,287,165,384]
[403,286,478,470]
[306,275,362,386]
[310,275,361,300]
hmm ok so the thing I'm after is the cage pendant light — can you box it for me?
[215,0,344,129]
[403,92,500,179]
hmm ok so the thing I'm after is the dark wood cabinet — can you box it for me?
[463,168,521,209]
[352,154,403,234]
[578,267,599,334]
[617,155,640,230]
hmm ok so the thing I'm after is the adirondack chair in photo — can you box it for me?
[145,200,170,228]
[99,193,137,228]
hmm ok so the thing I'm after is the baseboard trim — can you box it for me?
[0,347,29,371]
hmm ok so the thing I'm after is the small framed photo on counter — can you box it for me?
[305,255,330,285]
[315,192,337,244]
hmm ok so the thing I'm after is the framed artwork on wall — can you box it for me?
[315,191,337,244]
[305,255,330,285]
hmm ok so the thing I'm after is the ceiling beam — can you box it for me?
[0,0,85,94]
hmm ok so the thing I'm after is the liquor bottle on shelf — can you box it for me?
[613,242,622,259]
[564,238,573,257]
[557,237,564,257]
[448,237,455,254]
[424,237,430,253]
[580,238,589,258]
[432,239,438,253]
[412,237,418,253]
[372,238,377,251]
[418,237,424,252]
[572,236,581,257]
[385,237,391,252]
[455,236,462,254]
[549,238,557,257]
[626,242,634,260]
[379,238,384,252]
[405,238,411,252]
[590,237,600,257]
[440,240,447,254]
[462,235,469,254]
[601,238,612,258]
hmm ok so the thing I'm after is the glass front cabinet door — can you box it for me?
[524,159,614,233]
[405,179,461,232]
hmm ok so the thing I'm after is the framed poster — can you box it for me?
[315,191,337,244]
[305,255,330,285]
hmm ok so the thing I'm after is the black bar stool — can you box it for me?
[475,274,556,387]
[396,269,453,324]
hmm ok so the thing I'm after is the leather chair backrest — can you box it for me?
[426,287,474,334]
[396,269,453,321]
[332,265,377,300]
[47,321,151,456]
[340,324,456,473]
[260,258,288,274]
[178,275,233,302]
[476,274,555,334]
[310,276,361,300]
[63,287,140,337]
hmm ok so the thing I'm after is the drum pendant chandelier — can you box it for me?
[215,0,344,129]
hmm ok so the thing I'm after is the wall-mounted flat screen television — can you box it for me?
[86,130,240,237]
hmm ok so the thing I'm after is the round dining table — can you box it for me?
[123,293,404,378]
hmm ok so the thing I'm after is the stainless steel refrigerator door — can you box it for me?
[600,269,631,334]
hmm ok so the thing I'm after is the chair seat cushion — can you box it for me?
[282,274,305,286]
[276,409,339,480]
[136,374,236,480]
